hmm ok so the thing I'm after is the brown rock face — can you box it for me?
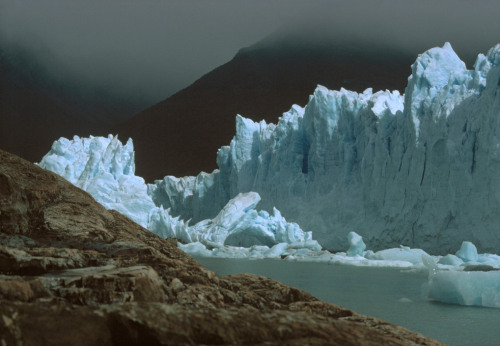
[0,149,442,345]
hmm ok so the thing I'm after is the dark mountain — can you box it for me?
[115,38,417,182]
[0,42,146,163]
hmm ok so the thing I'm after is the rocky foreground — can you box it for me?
[0,149,441,345]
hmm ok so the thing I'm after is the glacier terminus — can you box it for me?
[117,41,500,255]
[38,42,500,308]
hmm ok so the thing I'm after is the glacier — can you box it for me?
[38,134,500,308]
[147,42,500,255]
[37,42,500,308]
[37,135,312,254]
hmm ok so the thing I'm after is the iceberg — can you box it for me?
[455,241,478,262]
[346,231,366,257]
[437,254,463,266]
[423,247,500,308]
[280,236,500,309]
[421,240,500,308]
[178,239,323,259]
[427,270,500,308]
[37,135,312,254]
[366,246,429,265]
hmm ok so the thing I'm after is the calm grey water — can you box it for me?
[196,258,500,346]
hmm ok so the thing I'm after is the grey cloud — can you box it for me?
[1,0,500,105]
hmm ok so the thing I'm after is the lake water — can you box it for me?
[196,258,500,346]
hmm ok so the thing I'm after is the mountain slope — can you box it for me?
[0,43,145,163]
[116,39,416,181]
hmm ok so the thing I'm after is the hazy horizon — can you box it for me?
[2,0,500,105]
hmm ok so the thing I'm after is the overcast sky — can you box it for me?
[1,0,500,103]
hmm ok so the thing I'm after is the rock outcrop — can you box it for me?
[0,149,440,345]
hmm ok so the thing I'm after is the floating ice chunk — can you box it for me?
[346,232,366,257]
[211,246,250,258]
[477,253,500,265]
[455,241,478,262]
[428,270,500,308]
[180,239,323,259]
[367,246,429,265]
[249,245,271,258]
[425,243,500,308]
[438,254,464,266]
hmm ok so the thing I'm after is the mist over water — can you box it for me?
[2,0,500,104]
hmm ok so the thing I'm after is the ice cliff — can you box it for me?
[40,43,500,255]
[38,135,312,251]
[38,130,500,307]
[148,42,500,254]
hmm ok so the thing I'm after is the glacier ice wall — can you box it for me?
[151,43,500,254]
[37,135,311,249]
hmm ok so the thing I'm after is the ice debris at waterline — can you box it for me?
[347,231,366,257]
[37,135,312,254]
[423,242,500,308]
[427,270,500,308]
[185,233,500,309]
[145,42,500,254]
